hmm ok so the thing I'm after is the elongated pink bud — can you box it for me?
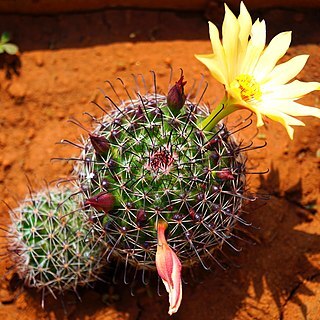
[89,134,109,155]
[167,73,187,114]
[85,192,115,213]
[156,220,182,315]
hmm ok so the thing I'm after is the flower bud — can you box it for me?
[136,209,147,227]
[167,73,187,114]
[85,192,115,213]
[216,168,234,180]
[89,134,109,155]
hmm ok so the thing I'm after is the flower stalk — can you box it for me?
[199,96,237,131]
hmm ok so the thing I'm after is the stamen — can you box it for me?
[231,74,262,102]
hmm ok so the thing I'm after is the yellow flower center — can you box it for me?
[230,74,262,102]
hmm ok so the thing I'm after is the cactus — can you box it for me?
[73,73,248,272]
[7,188,105,298]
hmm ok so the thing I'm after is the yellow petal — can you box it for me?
[222,3,240,82]
[265,111,305,139]
[241,19,266,75]
[195,53,228,85]
[268,100,320,117]
[208,21,227,77]
[238,2,252,48]
[237,2,252,71]
[266,80,320,100]
[262,55,309,86]
[254,31,292,82]
[255,110,264,127]
[230,97,265,127]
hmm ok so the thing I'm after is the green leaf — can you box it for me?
[2,43,18,55]
[0,46,4,54]
[1,32,10,44]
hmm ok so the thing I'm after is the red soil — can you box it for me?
[0,6,319,320]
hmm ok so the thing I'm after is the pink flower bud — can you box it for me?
[156,220,182,315]
[89,134,109,155]
[167,73,187,114]
[85,192,115,213]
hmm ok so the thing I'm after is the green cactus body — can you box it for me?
[8,189,105,294]
[75,88,247,270]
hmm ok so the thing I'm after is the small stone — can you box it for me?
[115,63,126,72]
[7,82,27,102]
[2,154,14,170]
[0,288,14,304]
[16,294,28,310]
[125,43,134,49]
[27,128,35,140]
[33,52,44,67]
[257,133,266,140]
[164,57,172,66]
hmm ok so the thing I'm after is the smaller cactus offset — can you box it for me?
[7,188,105,299]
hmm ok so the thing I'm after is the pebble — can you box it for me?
[27,128,35,140]
[125,43,134,49]
[2,155,13,170]
[115,63,126,72]
[16,294,28,310]
[33,52,44,67]
[7,82,27,99]
[164,57,172,66]
[0,288,14,304]
[0,132,5,147]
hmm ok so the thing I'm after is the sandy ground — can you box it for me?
[0,6,319,320]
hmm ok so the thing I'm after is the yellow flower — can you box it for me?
[195,2,320,139]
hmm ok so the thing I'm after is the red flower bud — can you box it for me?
[136,209,147,226]
[216,168,234,180]
[89,134,109,155]
[167,73,187,114]
[189,207,196,220]
[85,192,115,213]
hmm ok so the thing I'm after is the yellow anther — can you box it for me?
[231,74,262,102]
